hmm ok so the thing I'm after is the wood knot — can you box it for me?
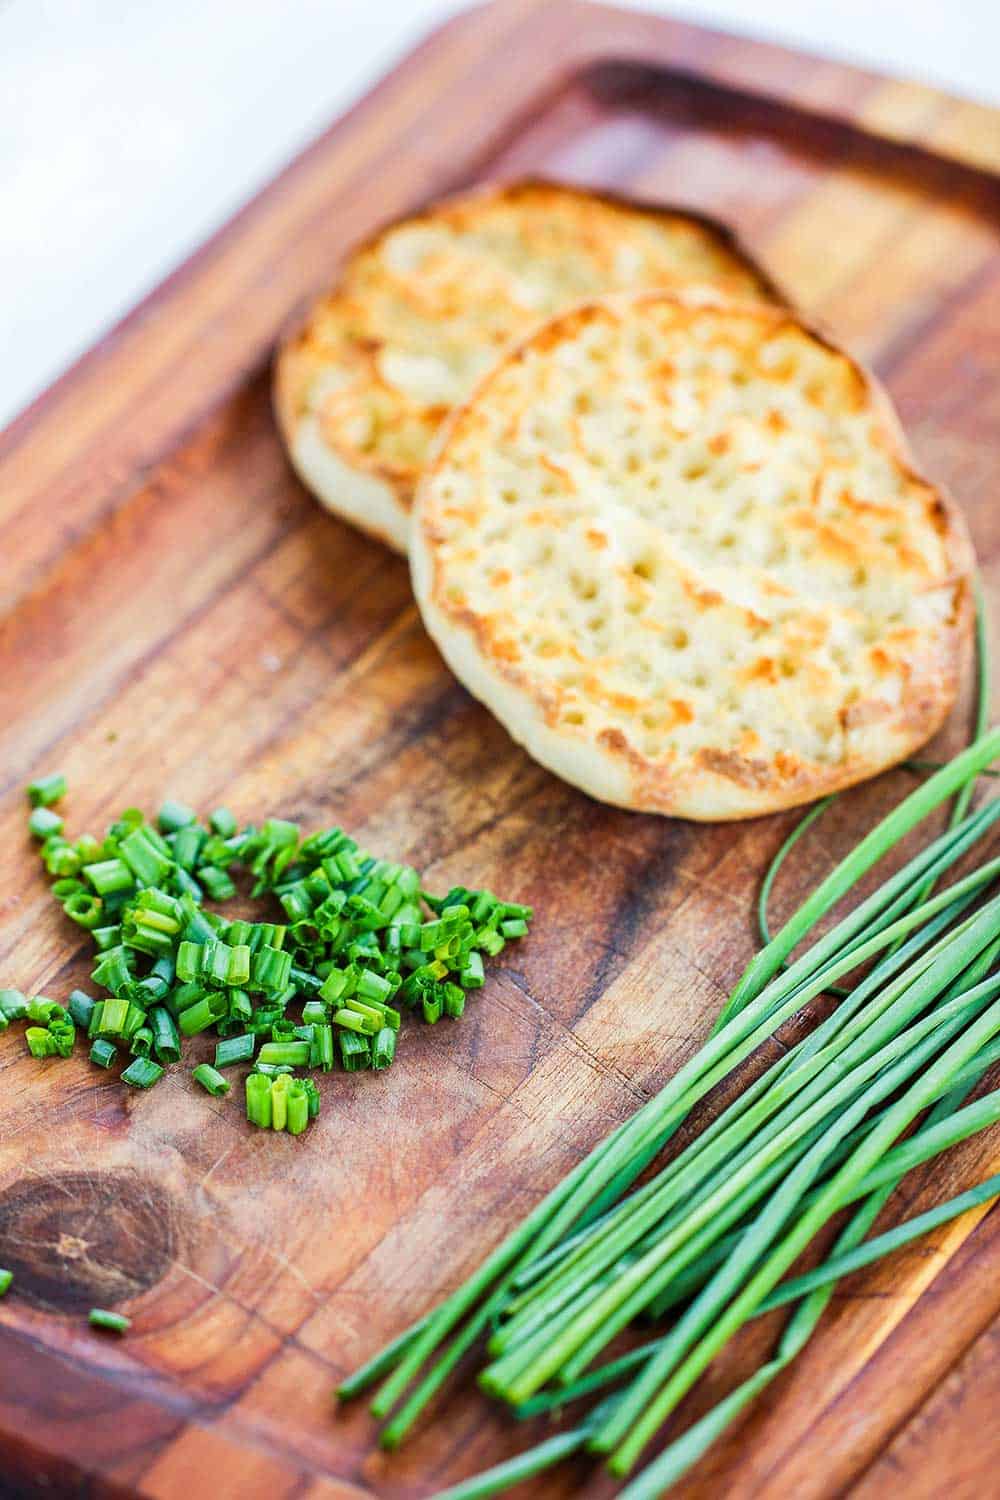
[0,1170,174,1313]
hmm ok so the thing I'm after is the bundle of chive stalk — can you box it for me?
[5,781,531,1138]
[341,736,1000,1484]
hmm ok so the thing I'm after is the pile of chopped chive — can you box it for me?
[5,781,531,1138]
[340,715,1000,1499]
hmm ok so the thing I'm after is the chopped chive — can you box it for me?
[200,865,236,901]
[0,1270,12,1297]
[225,945,251,987]
[246,1072,273,1127]
[175,940,203,984]
[129,1026,154,1059]
[132,974,169,1007]
[271,1072,291,1130]
[193,1063,231,1097]
[310,1023,334,1071]
[122,1002,147,1040]
[154,953,176,985]
[228,988,252,1023]
[26,1026,57,1058]
[121,1056,164,1088]
[91,947,132,995]
[215,1033,255,1068]
[356,969,395,1003]
[27,773,67,808]
[170,822,205,869]
[150,1006,181,1064]
[443,983,466,1019]
[339,1030,371,1071]
[174,867,203,902]
[258,1040,310,1068]
[343,996,390,1028]
[28,806,63,840]
[89,1039,118,1068]
[372,1028,396,1070]
[164,981,202,1018]
[26,784,531,1166]
[157,800,197,833]
[83,858,134,896]
[286,1078,310,1135]
[42,840,80,876]
[332,1007,379,1036]
[210,807,238,837]
[89,1308,131,1334]
[0,990,27,1021]
[460,951,485,989]
[319,967,351,1004]
[74,834,102,863]
[64,890,103,928]
[27,996,65,1024]
[251,945,292,994]
[67,996,96,1032]
[422,993,443,1024]
[49,1018,76,1057]
[119,827,174,885]
[178,992,228,1036]
[91,924,123,952]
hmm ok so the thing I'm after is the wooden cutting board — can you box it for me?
[2,2,999,1495]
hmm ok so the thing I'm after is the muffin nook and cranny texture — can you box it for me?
[274,180,781,553]
[411,291,971,819]
[274,184,972,819]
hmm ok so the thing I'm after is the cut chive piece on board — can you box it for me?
[0,1270,12,1297]
[27,773,67,808]
[286,1079,310,1135]
[25,1027,57,1058]
[246,1072,273,1128]
[28,807,63,840]
[193,1063,231,1097]
[258,1040,310,1068]
[89,1308,131,1334]
[271,1073,290,1131]
[340,1031,370,1071]
[0,990,28,1022]
[157,800,197,833]
[215,1033,255,1068]
[372,1028,397,1070]
[121,1057,164,1089]
[209,807,238,837]
[151,1007,181,1064]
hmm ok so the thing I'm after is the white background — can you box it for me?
[3,0,997,430]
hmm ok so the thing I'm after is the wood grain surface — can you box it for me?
[1,2,999,1495]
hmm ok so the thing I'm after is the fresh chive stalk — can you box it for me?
[342,716,1000,1471]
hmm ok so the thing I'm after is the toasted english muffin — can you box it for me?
[273,180,781,552]
[410,290,973,820]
